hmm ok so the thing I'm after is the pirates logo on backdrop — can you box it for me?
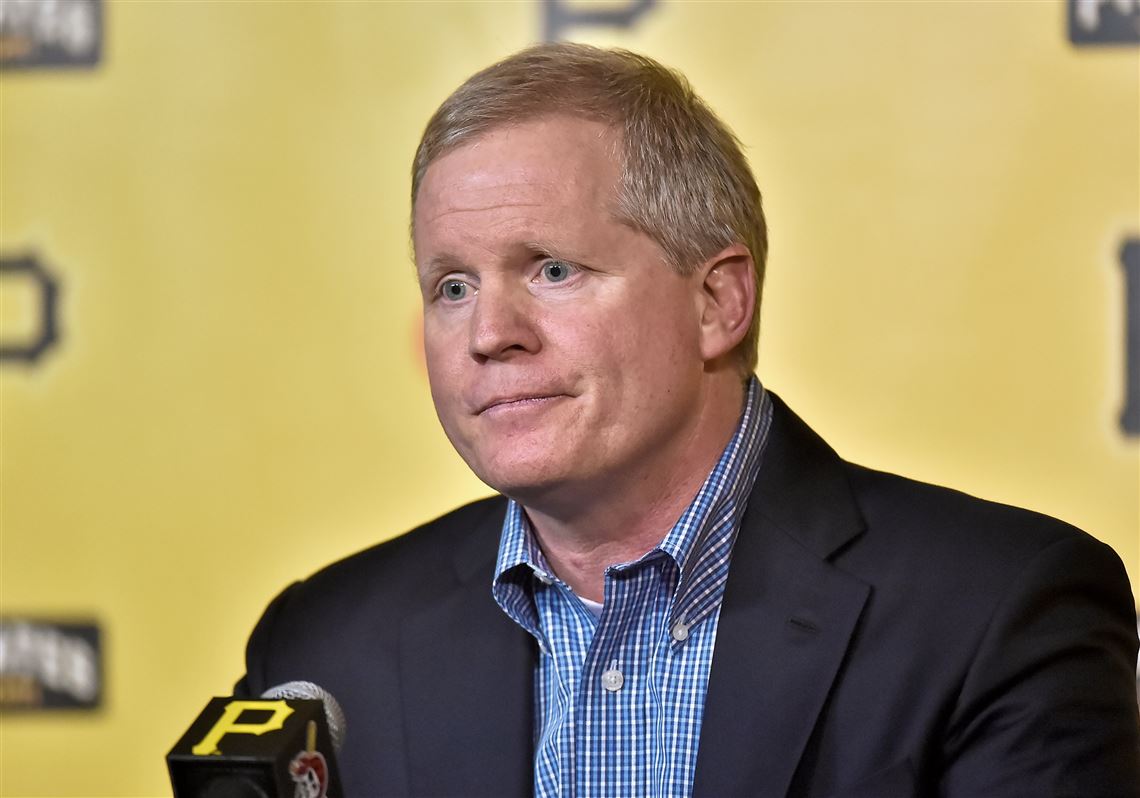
[0,254,61,366]
[541,0,656,43]
[1121,241,1140,437]
[1068,0,1140,45]
[0,618,102,711]
[0,0,101,70]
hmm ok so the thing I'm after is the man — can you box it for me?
[238,43,1140,797]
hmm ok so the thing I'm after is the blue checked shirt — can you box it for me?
[492,379,773,798]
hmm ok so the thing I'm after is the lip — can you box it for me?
[476,394,569,415]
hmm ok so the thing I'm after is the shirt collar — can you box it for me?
[495,500,555,586]
[653,377,767,574]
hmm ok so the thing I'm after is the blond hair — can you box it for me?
[412,43,767,372]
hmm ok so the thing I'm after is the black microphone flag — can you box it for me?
[167,693,342,798]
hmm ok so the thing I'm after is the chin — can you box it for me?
[467,453,580,503]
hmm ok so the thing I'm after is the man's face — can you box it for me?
[413,116,710,505]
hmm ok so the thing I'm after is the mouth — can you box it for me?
[477,394,569,416]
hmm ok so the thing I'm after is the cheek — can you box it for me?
[557,295,696,376]
[423,348,465,422]
[622,303,700,363]
[423,318,462,376]
[609,309,704,407]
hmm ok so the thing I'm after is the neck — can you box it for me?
[522,373,748,602]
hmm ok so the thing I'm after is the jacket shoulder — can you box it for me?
[835,462,1131,627]
[842,461,1094,556]
[239,495,507,694]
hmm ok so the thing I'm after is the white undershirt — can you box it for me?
[577,594,604,618]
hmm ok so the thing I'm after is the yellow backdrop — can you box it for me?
[1,2,1136,796]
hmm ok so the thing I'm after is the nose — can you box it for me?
[468,283,541,361]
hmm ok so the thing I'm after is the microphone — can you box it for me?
[261,682,346,755]
[167,681,346,798]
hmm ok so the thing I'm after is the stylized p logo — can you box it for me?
[191,699,294,756]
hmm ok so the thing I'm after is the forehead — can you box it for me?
[413,116,622,233]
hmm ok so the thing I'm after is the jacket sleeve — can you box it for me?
[941,534,1140,798]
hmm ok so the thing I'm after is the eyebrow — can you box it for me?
[417,254,468,286]
[522,239,581,263]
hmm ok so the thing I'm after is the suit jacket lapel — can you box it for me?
[694,395,871,798]
[398,503,536,797]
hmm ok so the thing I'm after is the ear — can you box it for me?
[695,243,756,363]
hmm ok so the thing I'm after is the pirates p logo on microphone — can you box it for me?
[167,682,345,798]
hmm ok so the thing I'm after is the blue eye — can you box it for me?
[440,280,468,301]
[542,260,573,283]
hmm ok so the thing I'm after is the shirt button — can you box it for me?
[671,620,690,643]
[601,668,624,692]
[534,571,553,585]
